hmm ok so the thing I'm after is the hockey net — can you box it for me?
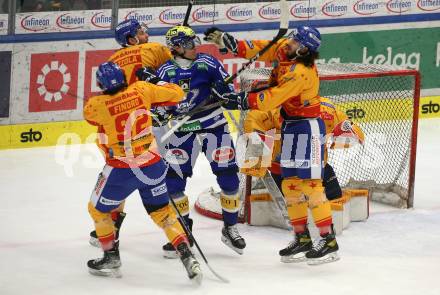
[195,63,420,222]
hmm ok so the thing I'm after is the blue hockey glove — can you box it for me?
[135,67,162,84]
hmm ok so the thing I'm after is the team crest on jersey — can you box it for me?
[196,63,208,71]
[179,79,191,93]
[259,93,265,102]
[166,69,176,78]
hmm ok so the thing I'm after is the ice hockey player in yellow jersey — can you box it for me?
[242,98,364,198]
[84,62,202,283]
[206,25,340,265]
[89,19,173,247]
[110,19,172,84]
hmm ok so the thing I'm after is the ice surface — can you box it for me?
[1,119,440,295]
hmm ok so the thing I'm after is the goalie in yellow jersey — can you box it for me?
[207,26,341,265]
[84,62,202,282]
[89,19,173,247]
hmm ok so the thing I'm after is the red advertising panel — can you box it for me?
[84,49,115,101]
[29,52,79,112]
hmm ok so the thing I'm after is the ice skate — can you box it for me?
[306,232,340,265]
[279,229,312,263]
[176,242,203,285]
[221,224,246,255]
[87,246,122,278]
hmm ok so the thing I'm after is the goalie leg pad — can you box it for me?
[88,202,115,250]
[150,204,188,248]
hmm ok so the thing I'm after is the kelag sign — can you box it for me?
[0,51,11,118]
[318,27,440,89]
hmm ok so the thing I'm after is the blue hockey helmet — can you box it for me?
[115,19,145,47]
[96,62,125,92]
[290,26,321,53]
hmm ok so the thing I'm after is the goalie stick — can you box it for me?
[160,0,289,142]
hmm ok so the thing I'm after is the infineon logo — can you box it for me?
[20,15,50,32]
[353,0,380,15]
[258,3,281,20]
[56,13,85,30]
[192,7,219,23]
[417,0,440,11]
[159,9,185,25]
[91,12,111,29]
[226,5,253,22]
[322,0,348,17]
[386,0,412,13]
[290,2,317,18]
[124,11,154,24]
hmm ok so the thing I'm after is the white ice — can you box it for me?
[1,119,440,295]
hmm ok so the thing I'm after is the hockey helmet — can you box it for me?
[96,62,125,92]
[115,19,148,47]
[165,26,201,49]
[289,26,321,53]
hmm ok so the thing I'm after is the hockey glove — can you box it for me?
[203,27,238,55]
[220,92,249,110]
[151,106,171,127]
[135,67,162,84]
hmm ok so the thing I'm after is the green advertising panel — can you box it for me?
[319,27,440,90]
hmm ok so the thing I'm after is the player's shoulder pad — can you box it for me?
[194,53,220,70]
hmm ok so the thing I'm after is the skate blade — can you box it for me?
[221,236,244,255]
[88,267,122,278]
[190,266,203,286]
[280,252,306,263]
[163,250,179,259]
[89,237,100,248]
[307,252,340,265]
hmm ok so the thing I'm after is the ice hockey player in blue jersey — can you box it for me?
[137,25,246,258]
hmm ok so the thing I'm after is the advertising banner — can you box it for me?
[0,51,11,118]
[11,1,440,34]
[28,51,79,112]
[15,10,112,34]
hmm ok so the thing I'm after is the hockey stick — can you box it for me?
[225,0,289,84]
[261,172,293,231]
[161,0,289,142]
[168,196,230,283]
[182,0,195,26]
